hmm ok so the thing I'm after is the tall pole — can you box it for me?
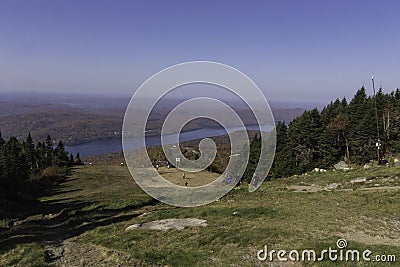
[372,76,380,163]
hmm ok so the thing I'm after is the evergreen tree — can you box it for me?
[54,141,69,167]
[320,99,343,125]
[0,137,29,189]
[0,131,4,148]
[317,128,340,168]
[243,134,261,183]
[273,122,296,177]
[284,109,324,173]
[0,133,72,203]
[395,88,400,100]
[250,86,400,178]
[346,87,375,163]
[328,113,350,162]
[44,135,54,168]
[23,133,38,172]
[75,153,83,165]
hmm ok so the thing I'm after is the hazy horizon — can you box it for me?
[0,90,327,110]
[1,1,399,104]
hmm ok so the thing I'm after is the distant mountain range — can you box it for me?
[0,94,305,145]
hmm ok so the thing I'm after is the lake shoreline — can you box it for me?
[66,124,273,157]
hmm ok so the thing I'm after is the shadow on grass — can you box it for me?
[0,172,160,257]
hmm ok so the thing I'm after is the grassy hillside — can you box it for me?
[1,164,399,266]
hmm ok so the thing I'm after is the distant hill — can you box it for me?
[0,104,122,145]
[0,95,305,145]
[272,108,305,124]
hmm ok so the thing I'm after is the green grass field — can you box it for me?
[1,164,399,266]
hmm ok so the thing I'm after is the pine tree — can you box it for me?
[285,109,324,173]
[0,143,6,188]
[317,128,340,168]
[0,133,75,202]
[243,134,262,183]
[395,88,400,100]
[44,135,54,168]
[346,87,374,163]
[75,153,82,165]
[35,141,47,170]
[273,121,296,177]
[0,137,29,189]
[247,86,400,178]
[23,133,38,172]
[54,141,69,167]
[0,131,4,148]
[328,113,350,162]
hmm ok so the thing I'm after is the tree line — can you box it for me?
[0,132,82,201]
[269,86,400,178]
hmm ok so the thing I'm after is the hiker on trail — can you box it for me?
[185,182,188,186]
[155,164,159,171]
[182,173,186,179]
[166,161,170,169]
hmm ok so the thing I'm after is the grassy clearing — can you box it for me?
[0,242,47,267]
[1,164,399,266]
[158,166,221,187]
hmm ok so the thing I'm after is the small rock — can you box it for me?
[394,158,400,166]
[363,164,372,169]
[125,224,141,231]
[326,183,339,190]
[125,218,207,231]
[350,177,367,184]
[138,212,152,218]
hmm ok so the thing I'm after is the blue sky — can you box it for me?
[0,0,399,103]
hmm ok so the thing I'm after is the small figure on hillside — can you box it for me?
[252,175,258,187]
[155,164,159,171]
[236,177,241,188]
[166,161,170,169]
[182,173,186,179]
[185,182,188,187]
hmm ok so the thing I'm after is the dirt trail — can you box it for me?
[339,216,400,247]
[38,207,174,266]
[40,215,135,267]
[287,174,400,193]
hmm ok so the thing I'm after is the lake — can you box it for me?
[65,124,273,157]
